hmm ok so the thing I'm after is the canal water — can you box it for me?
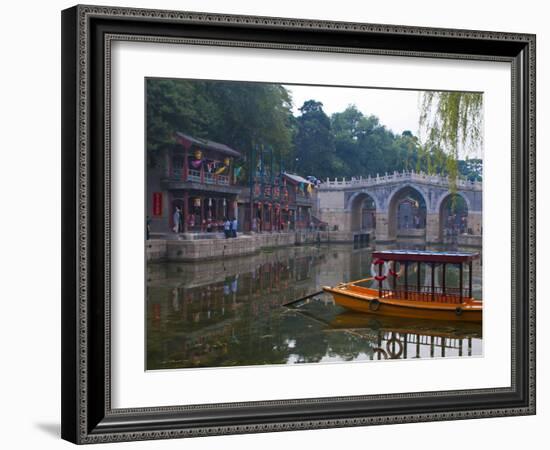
[146,242,482,370]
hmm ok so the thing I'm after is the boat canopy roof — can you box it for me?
[372,250,480,264]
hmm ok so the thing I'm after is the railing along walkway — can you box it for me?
[320,170,481,190]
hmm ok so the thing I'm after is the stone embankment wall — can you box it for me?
[146,230,362,262]
[456,235,482,247]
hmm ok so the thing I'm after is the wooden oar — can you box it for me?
[282,290,324,307]
[335,276,374,288]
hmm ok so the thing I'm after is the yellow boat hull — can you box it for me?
[323,286,482,323]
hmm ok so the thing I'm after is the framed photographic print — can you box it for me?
[61,4,536,444]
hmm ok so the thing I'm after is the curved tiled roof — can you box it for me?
[176,132,241,158]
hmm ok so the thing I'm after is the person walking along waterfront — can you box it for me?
[223,217,231,238]
[172,206,182,233]
[231,217,238,238]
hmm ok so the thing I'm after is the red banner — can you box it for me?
[152,192,163,216]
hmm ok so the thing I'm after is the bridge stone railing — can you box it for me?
[320,170,481,190]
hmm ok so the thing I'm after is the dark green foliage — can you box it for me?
[326,105,463,179]
[146,79,294,172]
[293,100,336,178]
[458,158,483,181]
[146,79,481,180]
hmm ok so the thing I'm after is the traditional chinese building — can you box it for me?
[237,172,315,232]
[147,132,241,234]
[283,173,315,230]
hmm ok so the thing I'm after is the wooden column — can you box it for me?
[200,197,205,232]
[468,261,473,298]
[227,198,233,219]
[183,191,189,232]
[183,148,189,181]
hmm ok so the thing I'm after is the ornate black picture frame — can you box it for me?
[61,4,536,444]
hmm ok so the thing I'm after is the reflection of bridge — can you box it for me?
[371,330,475,359]
[317,170,482,244]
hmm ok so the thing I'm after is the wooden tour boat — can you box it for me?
[323,250,482,322]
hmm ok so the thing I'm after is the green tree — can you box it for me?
[458,158,483,181]
[293,100,337,179]
[146,79,294,176]
[330,106,415,178]
[419,91,483,181]
[146,80,482,182]
[146,79,219,165]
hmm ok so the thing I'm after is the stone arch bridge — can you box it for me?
[316,171,482,244]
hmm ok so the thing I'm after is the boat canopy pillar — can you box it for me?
[442,263,446,294]
[469,261,473,298]
[416,261,421,292]
[431,262,435,300]
[459,263,464,302]
[378,262,383,297]
[404,262,409,299]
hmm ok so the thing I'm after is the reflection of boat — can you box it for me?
[329,312,480,360]
[330,312,482,338]
[323,250,482,322]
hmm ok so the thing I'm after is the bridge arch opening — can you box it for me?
[388,185,427,240]
[350,193,377,232]
[439,193,469,242]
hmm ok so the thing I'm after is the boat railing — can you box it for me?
[380,286,471,303]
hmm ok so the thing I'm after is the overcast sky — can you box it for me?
[284,84,482,159]
[284,84,421,135]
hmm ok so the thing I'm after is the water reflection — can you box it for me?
[330,313,481,359]
[147,243,482,370]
